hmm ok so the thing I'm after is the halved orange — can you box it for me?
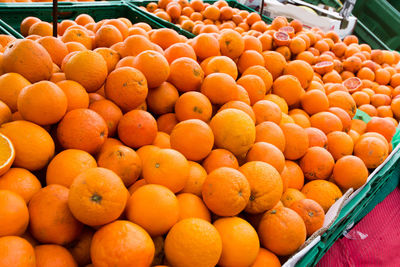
[0,133,15,176]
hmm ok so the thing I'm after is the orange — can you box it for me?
[95,25,123,48]
[218,29,245,59]
[366,116,396,143]
[201,72,238,105]
[300,147,334,180]
[91,220,154,267]
[165,218,222,267]
[204,56,238,80]
[0,168,40,203]
[133,50,170,88]
[214,217,259,266]
[210,108,256,156]
[310,111,343,134]
[301,180,343,212]
[37,36,69,67]
[94,47,120,74]
[326,131,354,160]
[263,51,287,79]
[142,148,189,193]
[255,121,285,152]
[258,207,306,256]
[175,91,212,122]
[237,75,267,105]
[126,184,179,236]
[89,99,123,136]
[57,80,89,112]
[246,142,285,173]
[177,193,211,222]
[202,167,250,216]
[118,110,157,149]
[305,127,327,148]
[0,73,31,113]
[164,42,197,64]
[17,81,67,125]
[64,51,108,93]
[333,155,368,191]
[280,123,309,160]
[237,50,265,74]
[29,185,83,245]
[284,60,314,89]
[68,167,128,226]
[57,109,108,154]
[3,39,53,83]
[354,136,388,169]
[35,244,77,267]
[243,65,273,93]
[0,189,29,236]
[170,119,214,161]
[0,120,54,171]
[105,66,148,112]
[98,145,142,187]
[272,75,304,106]
[253,100,282,125]
[301,90,329,115]
[147,82,179,115]
[290,199,325,236]
[168,57,204,92]
[280,188,306,207]
[20,17,41,36]
[251,248,281,267]
[62,28,92,50]
[281,160,304,190]
[239,161,283,213]
[46,149,96,188]
[157,113,179,134]
[202,148,239,174]
[152,131,171,148]
[181,161,207,196]
[28,21,52,37]
[0,236,35,267]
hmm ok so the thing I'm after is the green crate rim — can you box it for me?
[0,1,168,38]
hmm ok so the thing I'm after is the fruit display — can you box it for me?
[0,0,399,266]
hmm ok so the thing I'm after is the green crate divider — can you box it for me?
[301,0,342,10]
[0,1,166,37]
[353,0,400,51]
[353,20,391,51]
[387,0,400,13]
[0,19,23,37]
[126,1,195,38]
[126,0,272,38]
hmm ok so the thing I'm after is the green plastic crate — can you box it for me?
[353,0,400,51]
[0,19,22,37]
[0,1,166,37]
[127,0,272,38]
[387,0,400,13]
[301,0,342,10]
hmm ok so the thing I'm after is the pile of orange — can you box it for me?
[0,1,399,266]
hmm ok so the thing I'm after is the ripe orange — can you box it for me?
[202,167,250,216]
[258,207,306,256]
[290,199,325,236]
[333,155,368,190]
[301,180,343,212]
[177,193,211,222]
[126,184,179,236]
[91,220,155,267]
[170,119,214,161]
[29,185,83,245]
[239,161,283,213]
[35,244,77,267]
[68,167,128,226]
[0,236,35,267]
[214,217,260,266]
[300,147,334,180]
[165,218,222,267]
[0,189,29,236]
[142,148,189,193]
